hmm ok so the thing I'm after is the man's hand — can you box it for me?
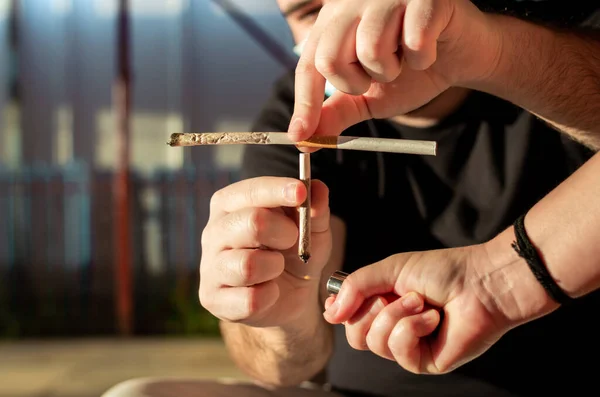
[288,0,501,141]
[199,177,332,328]
[322,246,514,374]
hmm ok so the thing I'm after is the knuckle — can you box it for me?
[209,189,223,213]
[198,285,212,309]
[357,44,381,68]
[295,97,319,115]
[345,78,371,96]
[314,179,330,200]
[199,256,208,278]
[272,251,285,271]
[392,318,415,339]
[295,58,316,76]
[346,326,368,350]
[353,94,374,122]
[244,179,261,206]
[377,66,399,83]
[314,55,340,78]
[200,224,212,248]
[239,249,258,282]
[244,288,260,318]
[365,331,376,350]
[377,310,393,326]
[216,252,235,281]
[359,55,397,83]
[223,211,242,233]
[320,1,335,14]
[248,207,268,240]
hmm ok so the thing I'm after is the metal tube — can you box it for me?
[327,270,349,295]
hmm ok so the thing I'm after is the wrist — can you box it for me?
[462,13,556,99]
[263,279,326,335]
[470,227,560,330]
[447,9,504,88]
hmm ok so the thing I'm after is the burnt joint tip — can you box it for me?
[167,133,185,145]
[299,253,310,263]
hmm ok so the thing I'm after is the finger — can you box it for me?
[344,296,387,351]
[388,309,440,374]
[289,7,331,142]
[323,255,407,324]
[199,281,280,324]
[210,177,306,220]
[284,179,330,232]
[365,292,425,360]
[308,179,330,233]
[402,0,452,71]
[324,296,336,311]
[325,292,398,312]
[356,2,404,83]
[213,249,285,287]
[314,12,371,96]
[209,207,298,251]
[311,90,372,137]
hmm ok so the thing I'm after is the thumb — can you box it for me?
[324,254,406,324]
[314,91,372,137]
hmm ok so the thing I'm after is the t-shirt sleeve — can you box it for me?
[240,72,348,220]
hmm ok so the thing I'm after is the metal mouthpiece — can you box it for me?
[326,270,349,295]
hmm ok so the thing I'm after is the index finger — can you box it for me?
[210,177,306,220]
[323,256,406,324]
[288,15,328,143]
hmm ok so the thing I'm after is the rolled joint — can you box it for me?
[298,153,311,262]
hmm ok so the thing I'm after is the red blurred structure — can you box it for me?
[113,0,132,336]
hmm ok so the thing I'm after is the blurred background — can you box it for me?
[0,0,296,395]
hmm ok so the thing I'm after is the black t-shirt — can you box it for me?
[240,69,599,397]
[242,72,600,397]
[239,4,600,392]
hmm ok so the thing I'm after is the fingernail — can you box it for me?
[401,292,422,311]
[285,183,298,202]
[288,118,305,141]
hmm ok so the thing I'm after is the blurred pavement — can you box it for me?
[0,337,249,397]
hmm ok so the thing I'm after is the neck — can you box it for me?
[390,87,471,128]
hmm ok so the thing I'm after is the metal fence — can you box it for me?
[0,0,293,338]
[0,163,239,337]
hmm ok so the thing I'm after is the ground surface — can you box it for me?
[0,337,249,397]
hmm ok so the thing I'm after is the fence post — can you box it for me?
[113,0,133,336]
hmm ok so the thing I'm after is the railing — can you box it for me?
[0,163,239,337]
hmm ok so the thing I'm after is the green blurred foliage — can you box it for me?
[166,288,221,336]
[0,281,20,339]
[0,274,221,339]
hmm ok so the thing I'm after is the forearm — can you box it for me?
[479,151,600,326]
[220,290,332,386]
[469,13,600,149]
